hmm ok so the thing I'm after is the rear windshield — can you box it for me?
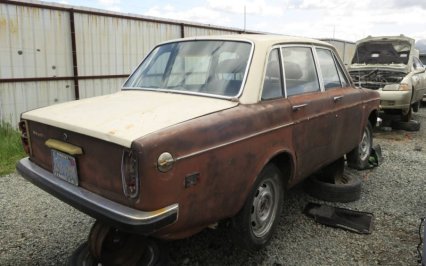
[352,40,411,65]
[124,40,252,98]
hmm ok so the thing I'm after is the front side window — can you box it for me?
[124,41,252,97]
[316,48,341,89]
[413,57,424,70]
[282,47,320,97]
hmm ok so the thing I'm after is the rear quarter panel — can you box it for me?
[133,100,295,238]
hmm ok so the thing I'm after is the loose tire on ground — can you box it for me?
[391,119,421,132]
[68,240,163,266]
[347,122,373,170]
[304,170,362,203]
[230,163,284,251]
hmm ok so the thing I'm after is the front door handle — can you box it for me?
[333,95,343,103]
[292,103,308,111]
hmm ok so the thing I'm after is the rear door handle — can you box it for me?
[292,103,307,111]
[333,95,343,103]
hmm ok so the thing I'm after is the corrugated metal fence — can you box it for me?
[320,38,356,66]
[0,0,256,127]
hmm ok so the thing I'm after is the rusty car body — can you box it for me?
[348,35,426,120]
[17,35,380,252]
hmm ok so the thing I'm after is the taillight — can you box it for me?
[18,120,32,155]
[121,149,139,199]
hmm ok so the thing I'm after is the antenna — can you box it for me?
[244,6,246,32]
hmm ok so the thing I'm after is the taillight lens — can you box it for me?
[18,120,31,155]
[121,149,139,199]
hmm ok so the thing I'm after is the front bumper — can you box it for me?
[379,90,411,111]
[16,157,178,235]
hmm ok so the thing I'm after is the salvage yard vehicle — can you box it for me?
[348,35,426,120]
[17,34,380,262]
[421,53,426,102]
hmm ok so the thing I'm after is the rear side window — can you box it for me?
[261,49,283,100]
[316,49,341,89]
[282,47,320,97]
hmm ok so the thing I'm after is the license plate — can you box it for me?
[51,150,78,186]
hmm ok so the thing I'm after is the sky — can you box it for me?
[47,0,426,44]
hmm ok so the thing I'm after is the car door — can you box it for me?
[315,48,364,157]
[281,46,334,180]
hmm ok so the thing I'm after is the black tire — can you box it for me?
[391,119,421,132]
[304,170,362,203]
[413,101,420,113]
[68,240,163,266]
[68,242,96,266]
[383,109,401,115]
[401,107,412,122]
[347,122,373,170]
[230,164,284,251]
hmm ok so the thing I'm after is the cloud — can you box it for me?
[97,0,121,12]
[97,0,120,5]
[206,0,284,16]
[390,0,426,9]
[144,5,232,26]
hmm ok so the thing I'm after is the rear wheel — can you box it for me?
[347,122,373,170]
[231,164,284,251]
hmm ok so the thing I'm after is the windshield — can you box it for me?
[352,40,411,65]
[124,40,252,98]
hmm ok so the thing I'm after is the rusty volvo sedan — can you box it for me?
[17,35,380,255]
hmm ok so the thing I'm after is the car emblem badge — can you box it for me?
[63,133,68,141]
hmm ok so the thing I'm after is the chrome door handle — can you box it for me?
[333,96,343,102]
[292,103,307,111]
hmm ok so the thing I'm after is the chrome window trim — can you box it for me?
[260,46,285,101]
[280,44,323,96]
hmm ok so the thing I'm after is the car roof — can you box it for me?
[161,34,334,48]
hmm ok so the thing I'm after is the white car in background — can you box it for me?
[349,35,426,120]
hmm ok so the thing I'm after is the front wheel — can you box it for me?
[413,101,420,113]
[401,107,412,122]
[347,122,373,170]
[230,164,284,251]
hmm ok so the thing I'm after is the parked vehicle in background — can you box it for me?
[16,34,379,262]
[348,35,426,119]
[420,53,426,102]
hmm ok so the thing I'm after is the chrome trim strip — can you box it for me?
[176,99,378,162]
[175,121,294,161]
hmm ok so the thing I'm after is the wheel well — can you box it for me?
[368,109,378,128]
[269,152,293,189]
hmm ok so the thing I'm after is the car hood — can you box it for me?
[22,90,238,147]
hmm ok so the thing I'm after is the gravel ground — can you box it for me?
[1,108,426,266]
